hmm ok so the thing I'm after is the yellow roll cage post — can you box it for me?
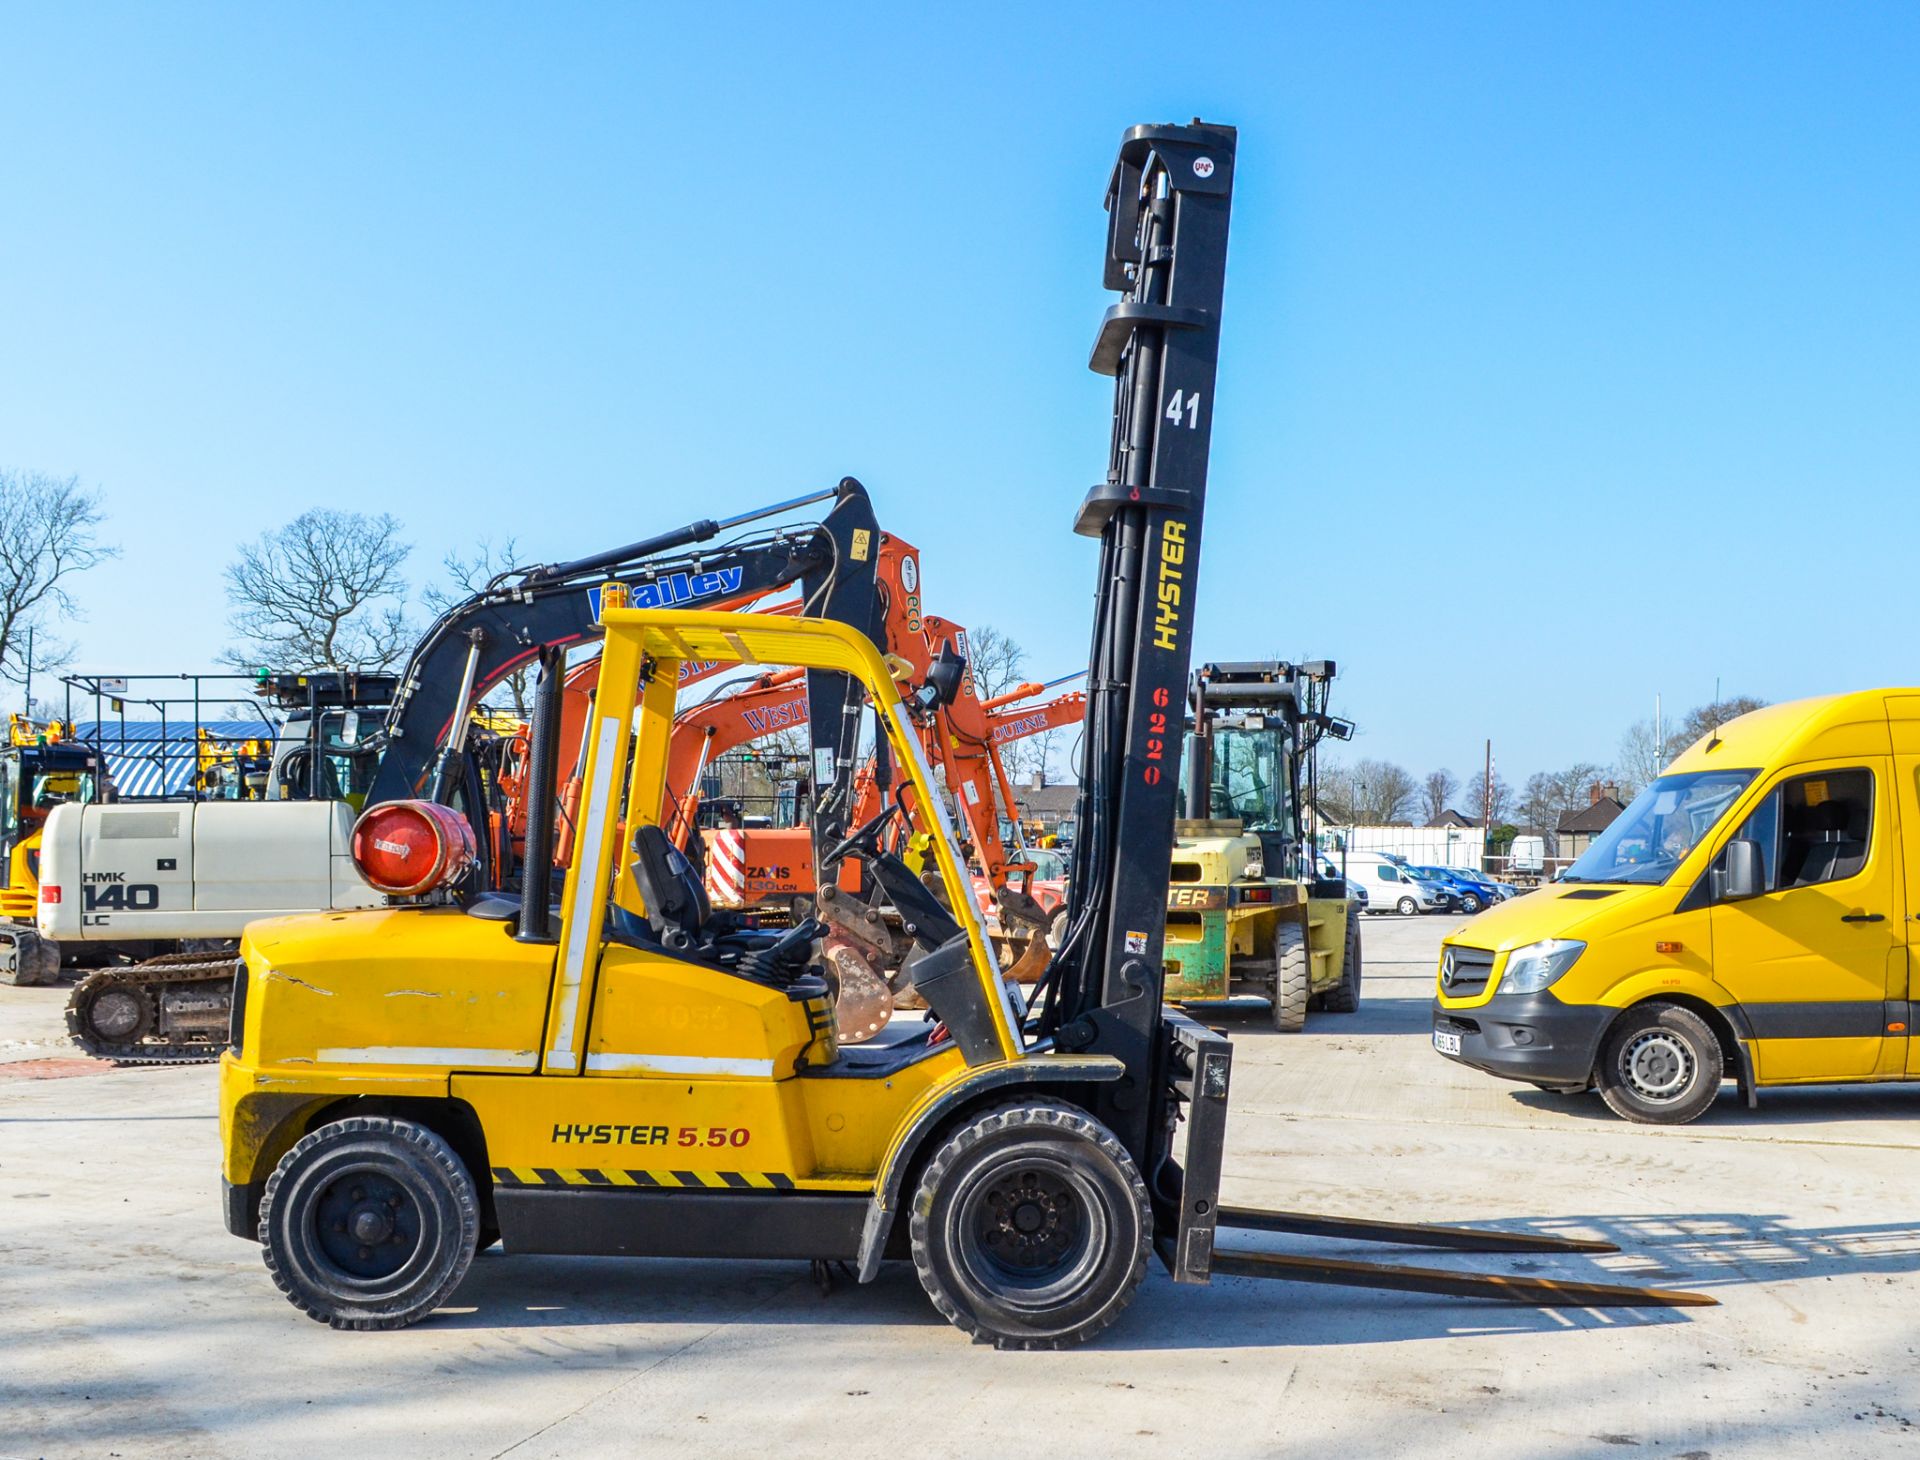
[540,608,1026,1077]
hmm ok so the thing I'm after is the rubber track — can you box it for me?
[65,956,240,1065]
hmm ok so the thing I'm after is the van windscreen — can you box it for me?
[1562,770,1756,885]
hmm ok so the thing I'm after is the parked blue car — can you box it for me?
[1412,864,1500,914]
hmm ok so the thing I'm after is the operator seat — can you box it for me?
[627,823,710,949]
[614,825,824,988]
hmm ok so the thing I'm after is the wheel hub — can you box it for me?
[314,1172,418,1278]
[1623,1030,1693,1100]
[983,1172,1077,1268]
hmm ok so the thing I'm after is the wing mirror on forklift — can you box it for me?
[915,641,967,713]
[1717,838,1766,902]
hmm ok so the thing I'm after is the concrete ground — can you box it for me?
[3,915,1918,1459]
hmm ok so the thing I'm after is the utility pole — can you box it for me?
[1483,739,1492,829]
[23,626,33,721]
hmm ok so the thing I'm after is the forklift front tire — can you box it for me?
[1269,919,1310,1032]
[259,1116,480,1330]
[909,1100,1149,1350]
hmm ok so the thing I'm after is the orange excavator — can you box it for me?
[494,530,1087,1038]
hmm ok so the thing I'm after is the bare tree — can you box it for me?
[961,624,1028,702]
[1315,760,1358,824]
[1517,762,1610,852]
[0,471,117,696]
[1326,757,1419,824]
[1464,768,1514,825]
[1422,768,1459,824]
[223,510,413,671]
[1617,695,1768,797]
[1675,695,1767,747]
[424,537,530,714]
[1002,725,1062,788]
[1614,718,1670,799]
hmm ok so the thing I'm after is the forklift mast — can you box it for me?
[1047,123,1237,1159]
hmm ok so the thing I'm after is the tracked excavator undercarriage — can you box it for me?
[67,953,241,1064]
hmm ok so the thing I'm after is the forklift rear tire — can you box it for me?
[1594,1003,1722,1126]
[909,1100,1150,1350]
[259,1116,479,1330]
[1270,920,1310,1032]
[1322,913,1362,1014]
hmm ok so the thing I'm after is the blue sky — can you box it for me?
[2,3,1915,793]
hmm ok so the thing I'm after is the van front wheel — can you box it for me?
[1595,1004,1722,1125]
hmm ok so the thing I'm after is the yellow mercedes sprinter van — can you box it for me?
[1433,691,1917,1123]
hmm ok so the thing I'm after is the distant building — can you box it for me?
[1428,808,1477,829]
[1012,783,1080,836]
[1324,822,1487,871]
[1557,782,1627,860]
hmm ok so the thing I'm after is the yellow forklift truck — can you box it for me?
[215,122,1707,1342]
[1165,661,1360,1030]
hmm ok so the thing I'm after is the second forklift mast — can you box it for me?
[1046,122,1238,1164]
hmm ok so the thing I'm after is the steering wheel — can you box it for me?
[821,792,906,866]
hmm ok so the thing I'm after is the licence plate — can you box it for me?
[1432,1028,1462,1056]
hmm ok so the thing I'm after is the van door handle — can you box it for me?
[1840,912,1885,923]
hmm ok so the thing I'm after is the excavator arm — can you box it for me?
[497,525,928,897]
[363,479,883,879]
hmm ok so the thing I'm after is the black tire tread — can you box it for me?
[1322,911,1362,1013]
[1270,919,1310,1032]
[1594,1003,1722,1126]
[259,1114,479,1330]
[909,1100,1149,1351]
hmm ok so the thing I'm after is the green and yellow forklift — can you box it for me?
[1164,661,1360,1029]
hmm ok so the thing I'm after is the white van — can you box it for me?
[1328,850,1446,916]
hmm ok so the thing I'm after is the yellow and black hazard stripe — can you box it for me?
[491,1166,797,1190]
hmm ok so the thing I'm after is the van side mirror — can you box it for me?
[1719,838,1765,902]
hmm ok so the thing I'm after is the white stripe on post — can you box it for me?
[548,716,625,1062]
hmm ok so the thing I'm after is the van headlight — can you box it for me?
[1500,938,1585,994]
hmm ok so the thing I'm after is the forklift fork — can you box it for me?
[1158,1012,1715,1310]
